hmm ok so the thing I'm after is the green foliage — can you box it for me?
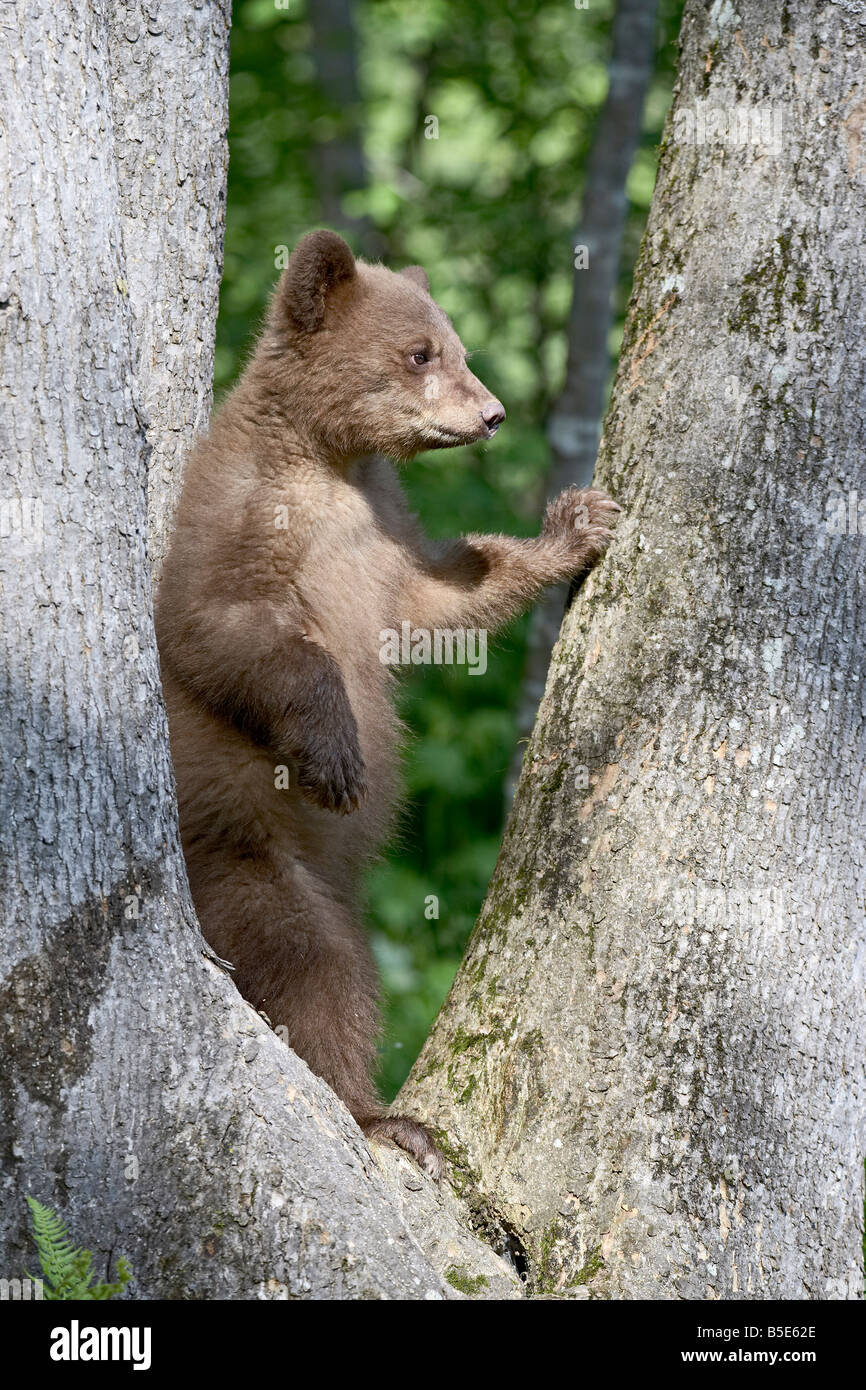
[219,0,685,1099]
[26,1197,132,1300]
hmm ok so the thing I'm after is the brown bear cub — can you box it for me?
[156,230,619,1176]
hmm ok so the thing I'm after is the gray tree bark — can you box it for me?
[108,0,231,577]
[402,0,866,1299]
[0,0,516,1300]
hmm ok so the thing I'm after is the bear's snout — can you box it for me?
[480,399,506,437]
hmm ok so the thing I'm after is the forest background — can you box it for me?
[217,0,685,1098]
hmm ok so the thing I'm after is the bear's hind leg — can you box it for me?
[191,854,442,1177]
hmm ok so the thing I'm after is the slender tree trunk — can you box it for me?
[508,0,659,803]
[0,0,515,1300]
[308,0,385,260]
[403,0,866,1299]
[551,0,660,495]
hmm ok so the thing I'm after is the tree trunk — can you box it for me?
[0,0,516,1300]
[507,0,659,804]
[308,0,386,260]
[108,0,231,577]
[402,0,866,1299]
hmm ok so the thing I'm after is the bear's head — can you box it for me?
[267,230,505,461]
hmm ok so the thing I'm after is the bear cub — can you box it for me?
[156,230,619,1176]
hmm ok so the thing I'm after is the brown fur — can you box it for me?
[155,231,619,1176]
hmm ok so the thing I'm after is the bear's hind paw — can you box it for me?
[361,1113,443,1180]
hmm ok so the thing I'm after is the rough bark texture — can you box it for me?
[508,0,659,802]
[403,0,866,1299]
[0,0,517,1299]
[108,0,230,578]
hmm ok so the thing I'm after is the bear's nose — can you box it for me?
[481,400,506,433]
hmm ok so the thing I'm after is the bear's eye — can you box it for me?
[409,350,429,367]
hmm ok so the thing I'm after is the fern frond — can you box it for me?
[26,1197,80,1294]
[91,1257,133,1300]
[25,1197,133,1300]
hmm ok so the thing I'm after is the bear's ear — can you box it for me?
[400,264,430,294]
[279,230,357,332]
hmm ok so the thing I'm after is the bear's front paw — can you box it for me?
[296,740,367,815]
[542,486,621,575]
